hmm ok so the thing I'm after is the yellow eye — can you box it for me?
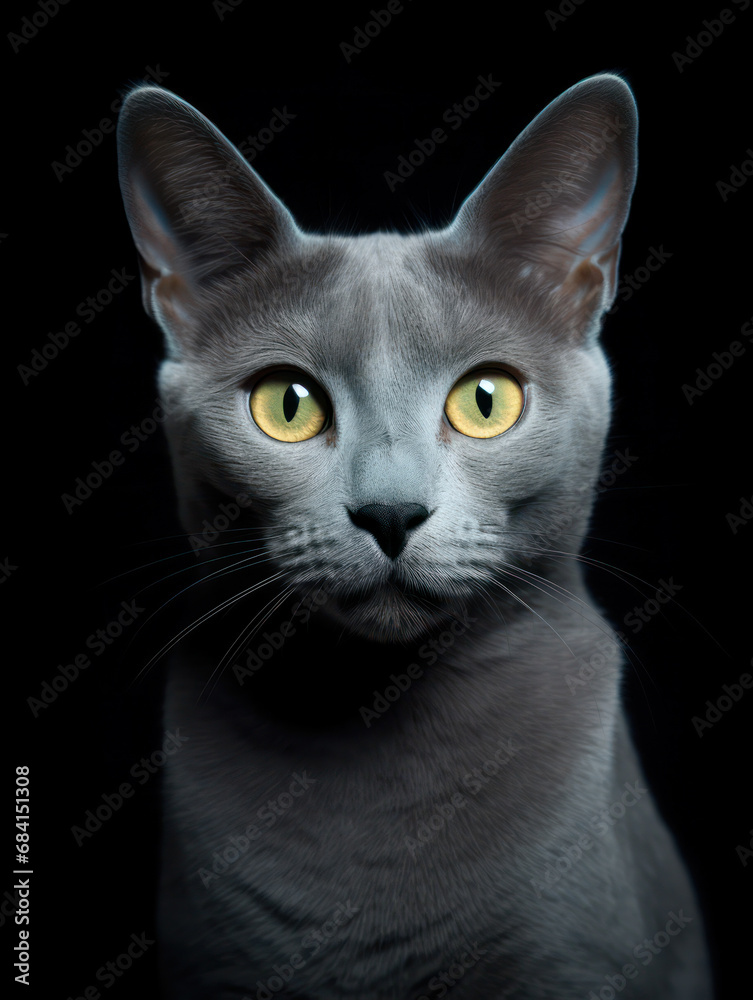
[445,368,524,438]
[249,370,329,442]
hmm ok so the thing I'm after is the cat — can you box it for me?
[116,74,713,999]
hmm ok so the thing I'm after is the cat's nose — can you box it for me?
[348,503,431,560]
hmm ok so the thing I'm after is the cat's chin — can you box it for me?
[322,583,467,645]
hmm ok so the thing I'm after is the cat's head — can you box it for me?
[117,75,637,643]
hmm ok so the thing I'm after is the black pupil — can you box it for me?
[283,384,300,423]
[476,382,493,419]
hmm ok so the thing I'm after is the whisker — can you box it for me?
[474,569,575,658]
[101,539,272,590]
[475,568,621,744]
[126,551,281,658]
[198,583,300,703]
[128,569,289,687]
[100,526,296,586]
[497,559,658,711]
[548,550,729,656]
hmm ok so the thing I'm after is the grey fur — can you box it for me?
[117,75,713,998]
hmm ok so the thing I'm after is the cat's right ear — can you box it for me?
[449,74,638,343]
[117,86,297,356]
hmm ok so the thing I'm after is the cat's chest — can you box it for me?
[157,654,652,999]
[164,761,515,998]
[167,703,521,897]
[161,676,537,988]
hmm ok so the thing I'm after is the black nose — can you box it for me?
[348,503,431,560]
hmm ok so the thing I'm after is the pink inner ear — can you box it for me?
[129,169,181,276]
[451,76,637,344]
[154,273,193,319]
[561,258,605,305]
[536,159,625,330]
[126,169,202,336]
[566,164,622,252]
[553,256,613,336]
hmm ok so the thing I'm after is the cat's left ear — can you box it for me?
[117,86,298,356]
[450,73,638,340]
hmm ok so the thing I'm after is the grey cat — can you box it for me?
[117,74,713,999]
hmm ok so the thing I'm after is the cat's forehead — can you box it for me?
[205,229,576,393]
[319,233,577,386]
[282,233,538,375]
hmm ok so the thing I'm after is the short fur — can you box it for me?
[117,75,712,998]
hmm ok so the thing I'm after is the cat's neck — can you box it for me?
[167,558,621,755]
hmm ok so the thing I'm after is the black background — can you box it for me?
[3,1,752,997]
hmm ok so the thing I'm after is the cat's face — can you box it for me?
[117,76,637,642]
